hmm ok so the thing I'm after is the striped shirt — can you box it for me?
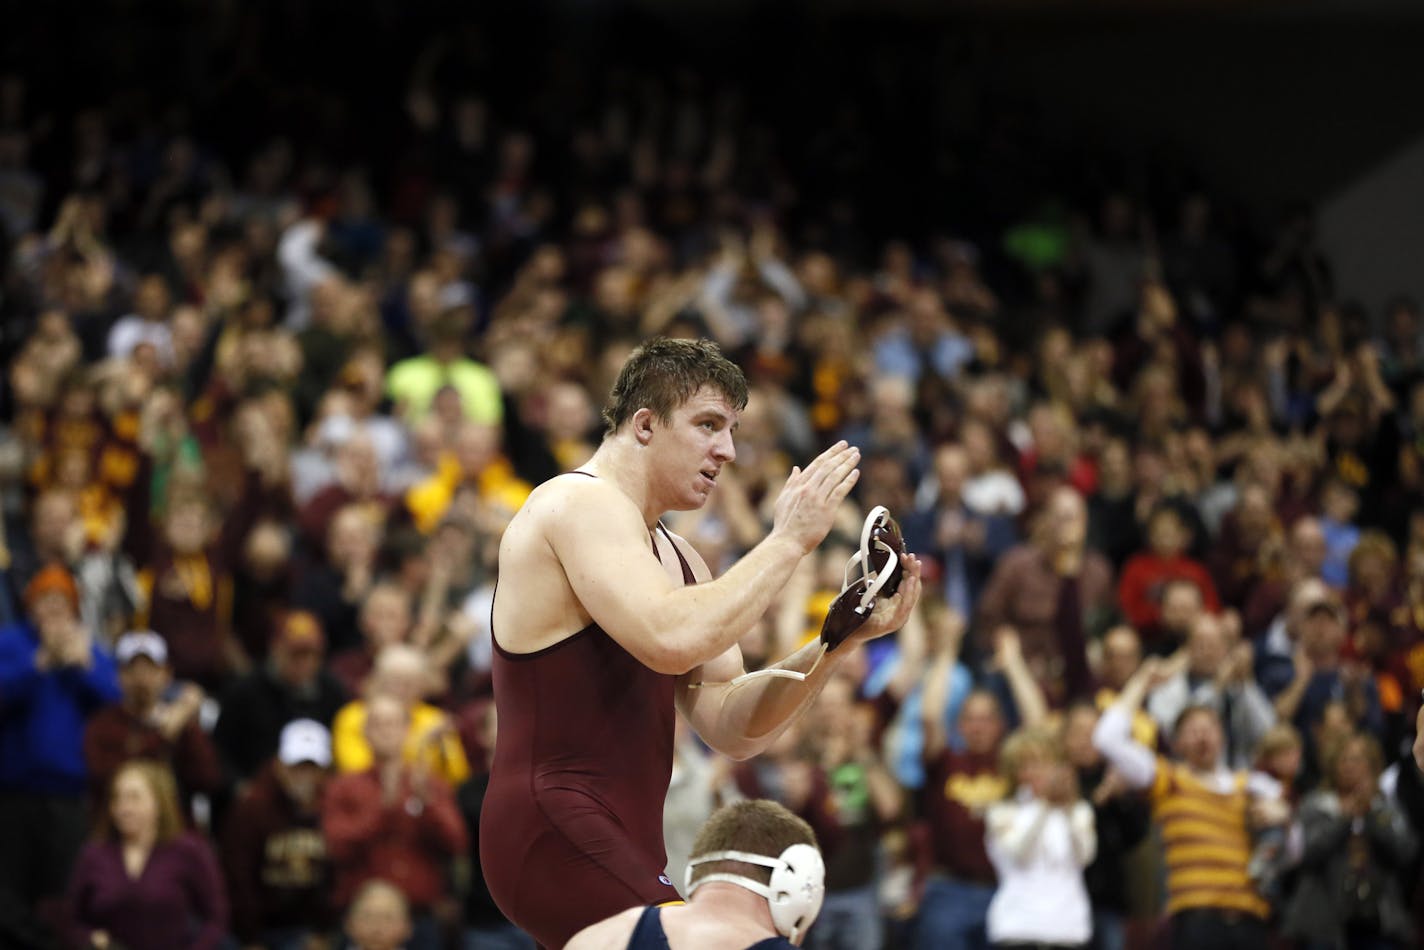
[1093,705,1278,921]
[1149,760,1269,918]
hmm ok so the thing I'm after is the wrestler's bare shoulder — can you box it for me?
[563,905,641,950]
[506,472,641,540]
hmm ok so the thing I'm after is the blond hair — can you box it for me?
[999,726,1062,785]
[1253,723,1302,763]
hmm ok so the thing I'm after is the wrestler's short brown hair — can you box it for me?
[601,337,748,437]
[687,800,818,889]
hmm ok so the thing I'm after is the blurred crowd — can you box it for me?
[2,34,1424,950]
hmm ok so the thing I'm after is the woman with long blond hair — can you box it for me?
[66,760,228,949]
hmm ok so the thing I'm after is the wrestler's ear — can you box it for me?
[632,407,656,446]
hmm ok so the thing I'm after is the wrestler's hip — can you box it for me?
[479,822,679,948]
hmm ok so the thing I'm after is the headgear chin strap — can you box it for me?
[844,505,903,609]
[684,843,825,943]
[820,505,905,652]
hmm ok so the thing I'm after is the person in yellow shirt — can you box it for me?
[331,644,469,787]
[404,422,531,534]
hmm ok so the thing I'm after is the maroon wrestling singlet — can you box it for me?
[479,522,693,948]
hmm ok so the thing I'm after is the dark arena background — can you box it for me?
[2,1,1424,948]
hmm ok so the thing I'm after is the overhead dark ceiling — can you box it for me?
[618,0,1424,208]
[5,0,1419,229]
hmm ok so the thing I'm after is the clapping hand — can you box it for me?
[771,442,862,556]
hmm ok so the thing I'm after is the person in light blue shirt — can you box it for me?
[1317,478,1361,588]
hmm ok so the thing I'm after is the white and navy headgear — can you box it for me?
[684,843,825,943]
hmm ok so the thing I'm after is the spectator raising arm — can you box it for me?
[1092,655,1182,789]
[994,625,1048,729]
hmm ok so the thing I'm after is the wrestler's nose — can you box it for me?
[714,428,736,464]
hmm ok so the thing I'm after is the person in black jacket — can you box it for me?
[1400,705,1424,940]
[1063,701,1151,950]
[213,612,347,792]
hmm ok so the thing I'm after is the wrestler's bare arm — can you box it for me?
[672,532,923,760]
[537,443,860,676]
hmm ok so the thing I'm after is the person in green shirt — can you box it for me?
[385,306,502,426]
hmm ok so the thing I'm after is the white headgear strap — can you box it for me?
[684,843,826,942]
[840,505,901,613]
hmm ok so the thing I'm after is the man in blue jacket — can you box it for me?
[0,564,120,949]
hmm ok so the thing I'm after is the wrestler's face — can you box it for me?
[648,386,738,511]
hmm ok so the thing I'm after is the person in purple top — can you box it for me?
[66,759,229,950]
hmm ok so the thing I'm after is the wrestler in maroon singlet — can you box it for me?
[479,522,693,948]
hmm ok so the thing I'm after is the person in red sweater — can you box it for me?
[221,719,334,950]
[1118,504,1220,646]
[321,693,466,950]
[82,631,221,815]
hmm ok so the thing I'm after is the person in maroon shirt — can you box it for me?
[82,631,221,815]
[915,688,1009,950]
[124,417,290,690]
[297,433,397,554]
[480,339,921,949]
[66,759,228,950]
[322,694,466,950]
[222,719,334,950]
[977,487,1114,704]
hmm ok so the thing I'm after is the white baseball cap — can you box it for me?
[115,631,168,666]
[277,719,332,768]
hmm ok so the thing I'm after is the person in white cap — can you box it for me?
[82,630,220,814]
[220,718,335,950]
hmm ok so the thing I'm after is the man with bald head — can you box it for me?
[1146,613,1276,769]
[330,645,470,787]
[404,420,532,534]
